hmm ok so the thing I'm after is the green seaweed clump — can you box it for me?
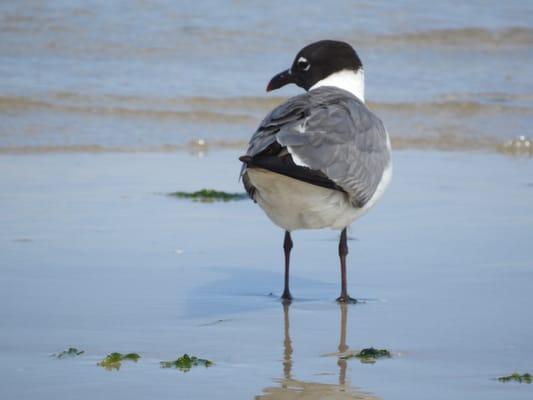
[160,354,213,372]
[497,373,532,384]
[98,352,140,370]
[341,347,391,364]
[53,347,85,359]
[169,189,248,203]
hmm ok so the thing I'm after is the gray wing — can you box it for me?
[240,93,311,198]
[242,87,391,207]
[244,93,310,157]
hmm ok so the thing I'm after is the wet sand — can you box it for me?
[1,149,532,399]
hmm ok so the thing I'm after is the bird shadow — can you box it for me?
[184,266,337,319]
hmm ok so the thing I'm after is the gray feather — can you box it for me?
[243,87,391,208]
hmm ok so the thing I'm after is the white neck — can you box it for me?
[310,69,365,102]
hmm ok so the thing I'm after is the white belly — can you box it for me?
[246,168,369,231]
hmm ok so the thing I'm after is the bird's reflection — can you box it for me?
[338,302,349,386]
[256,303,378,399]
[282,302,293,382]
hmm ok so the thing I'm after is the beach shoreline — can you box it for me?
[1,148,532,399]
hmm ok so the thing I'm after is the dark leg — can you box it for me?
[281,231,293,303]
[336,228,357,303]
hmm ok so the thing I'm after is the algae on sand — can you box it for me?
[341,347,391,364]
[98,352,140,370]
[160,354,213,372]
[497,372,532,383]
[53,347,85,359]
[169,189,248,203]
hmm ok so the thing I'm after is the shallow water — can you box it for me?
[1,2,533,398]
[1,150,532,399]
[1,1,532,151]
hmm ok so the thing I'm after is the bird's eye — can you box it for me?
[297,57,310,72]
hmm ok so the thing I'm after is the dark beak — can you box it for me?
[266,69,294,92]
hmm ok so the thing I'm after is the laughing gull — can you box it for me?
[239,40,392,303]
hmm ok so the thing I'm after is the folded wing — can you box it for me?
[241,87,391,208]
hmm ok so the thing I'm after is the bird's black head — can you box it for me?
[267,40,363,92]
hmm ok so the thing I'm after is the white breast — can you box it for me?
[246,167,389,231]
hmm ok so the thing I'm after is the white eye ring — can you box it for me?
[297,57,310,71]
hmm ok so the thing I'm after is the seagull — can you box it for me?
[239,40,392,303]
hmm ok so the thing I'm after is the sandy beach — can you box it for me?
[2,1,533,398]
[1,149,532,399]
